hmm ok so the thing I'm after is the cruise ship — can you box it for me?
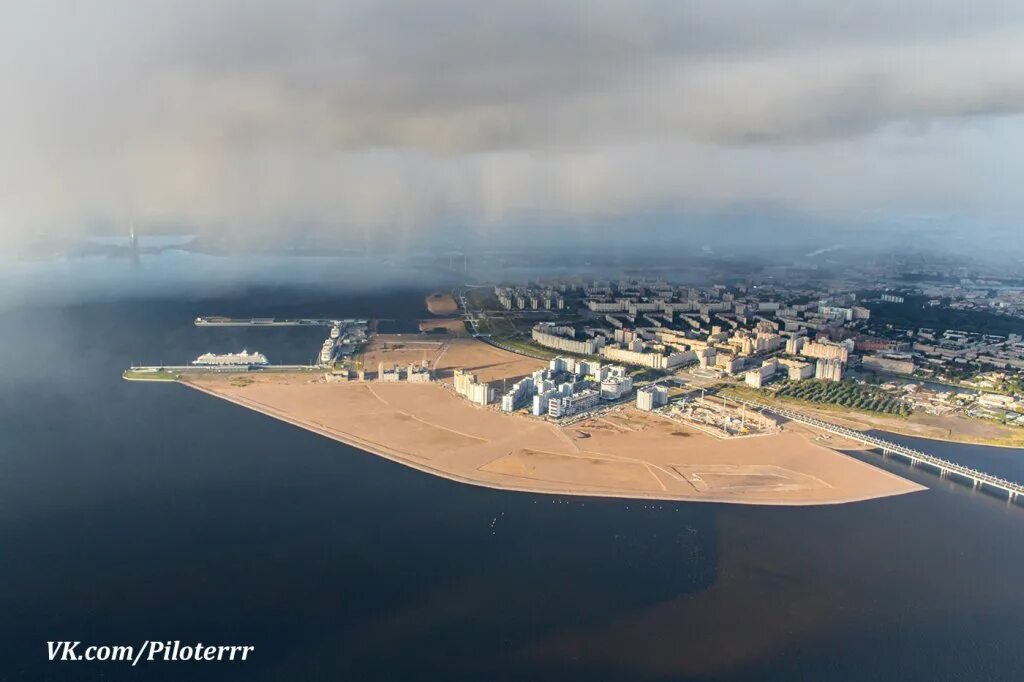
[192,349,269,366]
[320,339,337,365]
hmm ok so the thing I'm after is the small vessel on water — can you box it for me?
[192,349,269,367]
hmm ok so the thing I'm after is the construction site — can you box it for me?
[660,392,779,439]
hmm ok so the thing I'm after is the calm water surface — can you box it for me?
[1,256,1023,681]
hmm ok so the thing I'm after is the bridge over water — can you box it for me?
[728,396,1024,504]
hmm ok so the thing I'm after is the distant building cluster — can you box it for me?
[494,285,566,311]
[480,269,1024,428]
[912,330,1024,370]
[520,280,869,383]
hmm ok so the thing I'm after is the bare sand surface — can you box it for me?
[358,335,448,373]
[433,337,545,382]
[182,371,923,506]
[360,335,544,381]
[417,318,467,334]
[425,292,458,315]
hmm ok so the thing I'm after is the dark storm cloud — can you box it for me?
[1,0,1023,246]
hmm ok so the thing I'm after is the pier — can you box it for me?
[728,396,1024,503]
[124,364,318,377]
[194,317,369,327]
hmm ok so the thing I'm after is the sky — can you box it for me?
[2,1,1023,253]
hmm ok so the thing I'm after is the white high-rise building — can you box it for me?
[778,358,814,380]
[785,336,806,355]
[548,389,601,418]
[532,324,605,355]
[548,356,575,374]
[600,374,634,400]
[500,376,535,412]
[636,385,669,411]
[802,340,850,363]
[815,358,844,382]
[744,359,778,388]
[454,369,492,405]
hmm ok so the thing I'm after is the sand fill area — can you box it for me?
[361,335,544,383]
[425,292,459,315]
[183,342,923,505]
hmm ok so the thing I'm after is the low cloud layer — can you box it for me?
[2,1,1023,249]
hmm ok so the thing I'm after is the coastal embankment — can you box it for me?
[178,358,923,506]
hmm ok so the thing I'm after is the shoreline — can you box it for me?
[175,373,924,507]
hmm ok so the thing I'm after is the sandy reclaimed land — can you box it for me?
[417,318,467,335]
[181,372,923,506]
[425,292,459,315]
[433,337,546,382]
[358,335,544,381]
[358,335,449,374]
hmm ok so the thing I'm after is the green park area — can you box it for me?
[727,379,912,417]
[868,295,1024,336]
[774,380,912,415]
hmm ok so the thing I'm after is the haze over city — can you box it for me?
[3,0,1024,255]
